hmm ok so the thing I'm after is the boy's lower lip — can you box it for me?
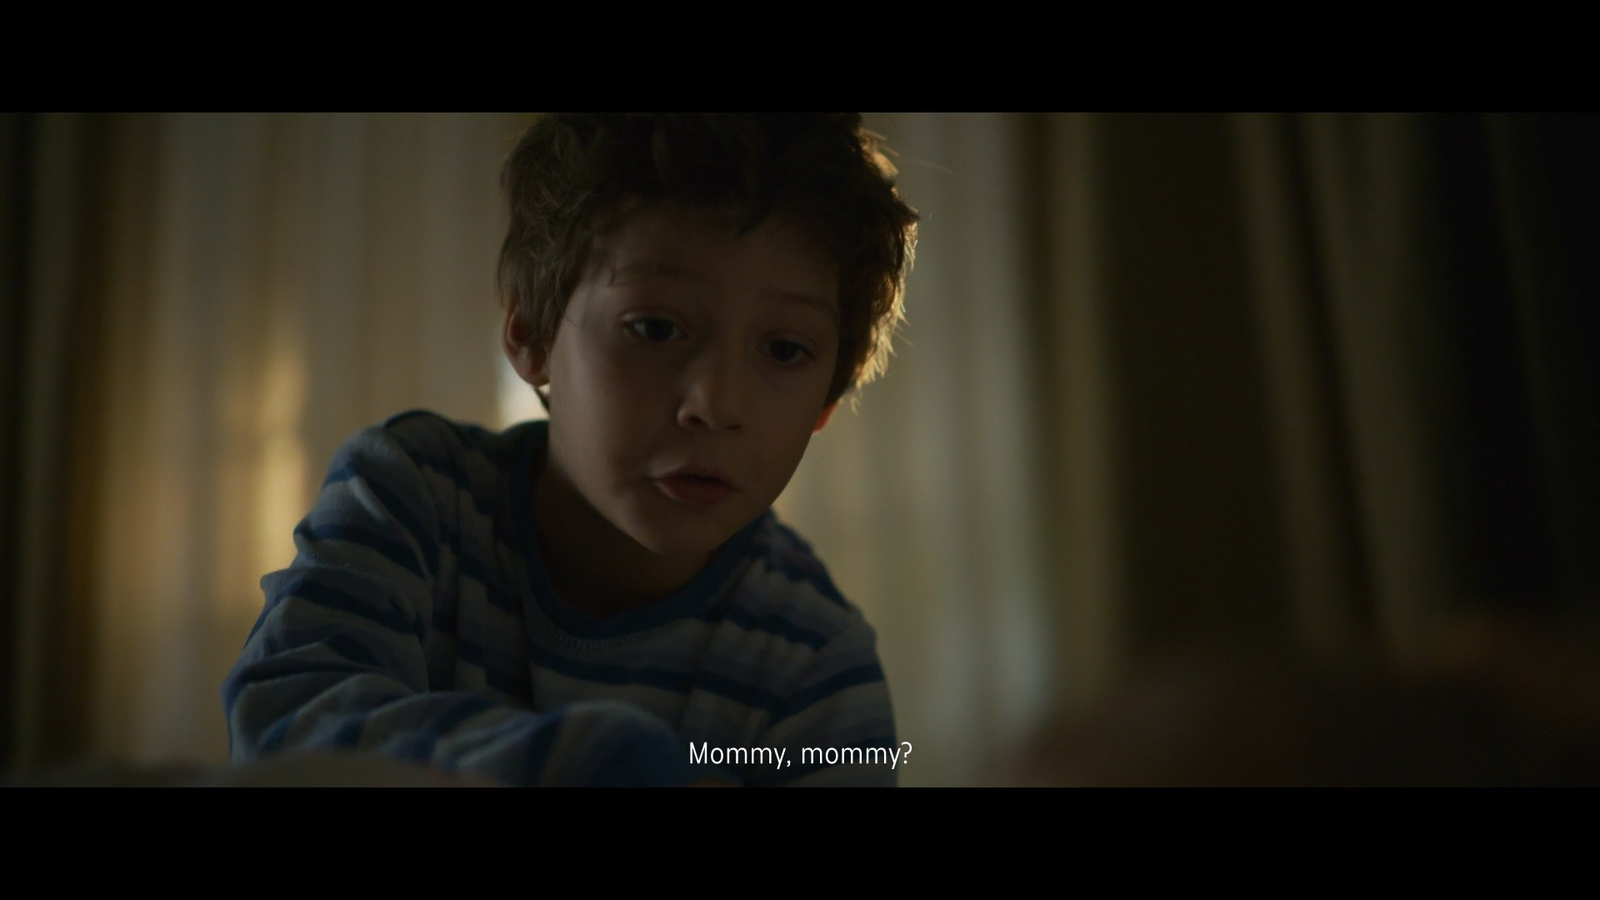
[654,475,734,507]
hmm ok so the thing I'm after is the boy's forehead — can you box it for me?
[600,201,824,258]
[590,203,839,311]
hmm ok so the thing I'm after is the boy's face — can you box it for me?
[509,202,839,560]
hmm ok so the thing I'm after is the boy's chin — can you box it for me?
[617,499,754,561]
[625,519,741,560]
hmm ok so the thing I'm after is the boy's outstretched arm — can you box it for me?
[222,421,694,787]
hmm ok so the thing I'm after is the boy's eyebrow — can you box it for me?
[771,290,839,319]
[610,259,838,317]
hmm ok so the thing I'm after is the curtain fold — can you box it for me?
[3,113,111,767]
[1484,115,1600,616]
[1300,113,1455,656]
[1235,113,1375,665]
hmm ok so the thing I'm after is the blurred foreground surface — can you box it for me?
[8,752,499,787]
[1010,616,1600,786]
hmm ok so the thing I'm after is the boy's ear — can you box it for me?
[502,305,550,388]
[813,402,836,434]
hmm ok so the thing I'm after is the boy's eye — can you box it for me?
[767,340,812,365]
[627,318,683,343]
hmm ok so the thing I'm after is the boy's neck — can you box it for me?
[531,446,714,620]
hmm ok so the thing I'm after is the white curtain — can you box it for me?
[87,114,523,763]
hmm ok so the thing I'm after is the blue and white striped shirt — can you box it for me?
[222,411,897,786]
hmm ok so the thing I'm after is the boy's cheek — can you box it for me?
[588,338,686,388]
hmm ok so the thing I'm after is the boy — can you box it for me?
[222,114,918,786]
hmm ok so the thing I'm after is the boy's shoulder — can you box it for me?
[340,410,536,485]
[328,410,541,518]
[727,512,876,653]
[376,409,529,467]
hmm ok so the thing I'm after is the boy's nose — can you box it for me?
[677,349,747,431]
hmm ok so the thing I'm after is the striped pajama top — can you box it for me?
[222,411,897,786]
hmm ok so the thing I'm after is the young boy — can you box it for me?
[222,114,918,786]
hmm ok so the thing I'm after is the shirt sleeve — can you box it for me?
[221,422,693,787]
[753,617,900,787]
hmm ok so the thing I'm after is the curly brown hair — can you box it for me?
[497,114,918,407]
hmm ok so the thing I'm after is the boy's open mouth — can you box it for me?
[654,467,736,506]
